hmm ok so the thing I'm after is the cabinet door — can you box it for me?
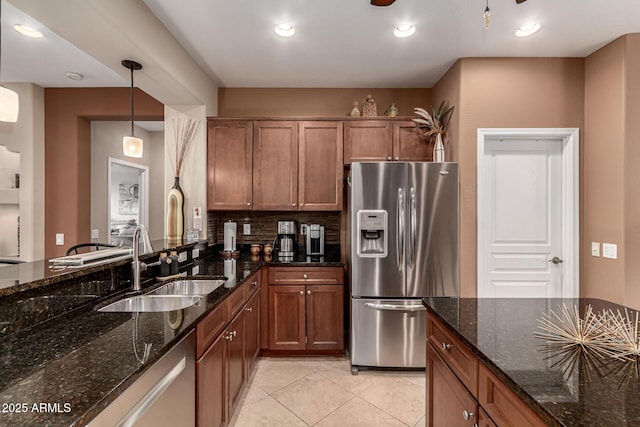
[306,284,344,350]
[427,343,478,427]
[298,121,344,211]
[253,121,298,210]
[343,121,393,164]
[478,408,498,427]
[244,290,260,376]
[393,120,431,161]
[269,285,306,350]
[197,333,227,427]
[227,312,246,415]
[207,120,253,210]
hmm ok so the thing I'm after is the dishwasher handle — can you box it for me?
[364,302,426,312]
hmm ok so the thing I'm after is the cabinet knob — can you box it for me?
[246,202,251,206]
[292,203,296,207]
[441,342,452,351]
[246,307,253,312]
[387,156,392,160]
[303,274,308,279]
[224,332,232,341]
[252,280,258,286]
[231,331,237,337]
[462,410,474,421]
[395,156,399,160]
[299,290,304,295]
[307,290,311,295]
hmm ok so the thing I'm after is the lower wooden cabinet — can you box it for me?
[426,312,547,427]
[197,272,261,427]
[267,267,344,353]
[197,332,227,427]
[427,343,477,427]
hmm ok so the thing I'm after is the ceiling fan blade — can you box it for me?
[515,0,527,3]
[371,0,396,6]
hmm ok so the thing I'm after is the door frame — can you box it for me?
[476,128,580,299]
[107,157,149,239]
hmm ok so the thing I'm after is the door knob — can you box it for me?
[549,257,563,264]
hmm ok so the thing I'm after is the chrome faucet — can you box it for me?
[131,224,155,292]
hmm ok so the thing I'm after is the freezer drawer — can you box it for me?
[350,298,426,369]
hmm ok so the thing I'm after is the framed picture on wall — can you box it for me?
[118,183,139,215]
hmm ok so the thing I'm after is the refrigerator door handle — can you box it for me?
[363,302,426,312]
[410,186,416,268]
[397,187,404,270]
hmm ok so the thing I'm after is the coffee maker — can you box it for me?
[306,224,325,256]
[276,220,297,257]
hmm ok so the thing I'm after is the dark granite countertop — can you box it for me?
[423,297,640,427]
[0,249,344,426]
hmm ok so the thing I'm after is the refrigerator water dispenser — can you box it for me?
[356,210,387,257]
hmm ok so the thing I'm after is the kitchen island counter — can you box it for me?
[423,297,640,426]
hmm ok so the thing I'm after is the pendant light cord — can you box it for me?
[0,1,4,84]
[129,65,135,136]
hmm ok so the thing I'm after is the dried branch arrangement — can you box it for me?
[535,304,640,387]
[168,113,200,178]
[412,100,455,144]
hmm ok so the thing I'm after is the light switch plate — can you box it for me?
[55,233,64,246]
[192,265,200,275]
[591,242,600,257]
[243,224,251,235]
[178,252,188,263]
[603,243,617,259]
[91,229,99,239]
[193,248,200,259]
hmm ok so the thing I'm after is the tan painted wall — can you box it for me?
[218,88,431,117]
[44,88,163,258]
[624,35,640,308]
[583,34,640,309]
[433,58,585,297]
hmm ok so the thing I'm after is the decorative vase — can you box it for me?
[433,134,445,162]
[167,177,184,244]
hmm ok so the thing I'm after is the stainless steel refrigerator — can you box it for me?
[349,162,458,373]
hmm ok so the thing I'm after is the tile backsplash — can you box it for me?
[207,211,340,246]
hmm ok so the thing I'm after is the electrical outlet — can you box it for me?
[193,248,200,259]
[178,252,188,263]
[192,265,200,275]
[301,224,308,235]
[55,233,64,246]
[591,242,600,257]
[603,243,618,259]
[91,229,99,239]
[243,224,251,235]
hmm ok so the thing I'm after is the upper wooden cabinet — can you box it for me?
[344,120,393,163]
[252,121,298,210]
[207,120,253,210]
[298,121,343,211]
[208,119,343,211]
[344,119,430,164]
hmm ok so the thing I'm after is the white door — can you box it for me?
[477,129,579,299]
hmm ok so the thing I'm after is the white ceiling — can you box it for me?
[3,0,640,89]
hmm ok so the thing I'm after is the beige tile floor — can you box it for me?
[229,357,426,427]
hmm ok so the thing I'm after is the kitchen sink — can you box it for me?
[97,295,203,313]
[146,279,225,296]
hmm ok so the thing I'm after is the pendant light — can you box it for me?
[484,0,491,29]
[0,1,19,122]
[122,59,143,158]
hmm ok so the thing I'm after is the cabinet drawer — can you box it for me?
[269,267,344,285]
[246,272,260,297]
[427,314,478,396]
[228,281,247,317]
[478,363,547,427]
[196,301,229,358]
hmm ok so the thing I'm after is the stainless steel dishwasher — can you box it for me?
[88,330,196,427]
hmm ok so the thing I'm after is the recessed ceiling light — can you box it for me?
[275,23,295,38]
[65,72,84,81]
[13,24,44,38]
[515,22,540,37]
[394,24,415,38]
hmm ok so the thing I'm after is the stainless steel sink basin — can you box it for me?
[146,280,225,296]
[97,295,203,312]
